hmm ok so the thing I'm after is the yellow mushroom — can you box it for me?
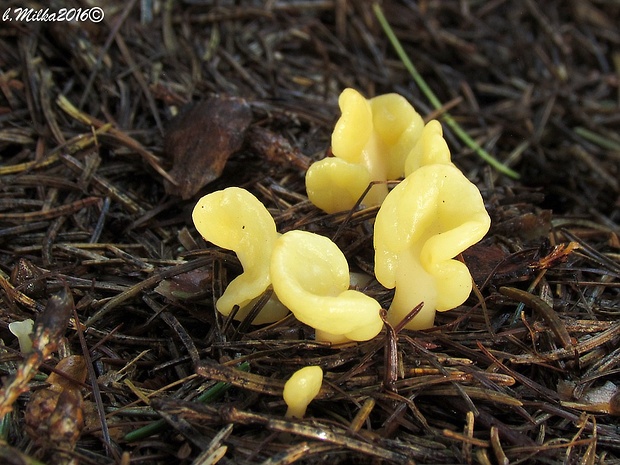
[192,187,288,323]
[8,318,34,353]
[374,164,491,330]
[283,366,323,419]
[306,88,424,213]
[270,230,383,343]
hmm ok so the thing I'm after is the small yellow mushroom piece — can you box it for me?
[306,88,424,213]
[283,366,323,419]
[304,158,371,214]
[192,187,286,322]
[270,230,383,342]
[404,120,453,176]
[374,164,491,330]
[8,318,34,353]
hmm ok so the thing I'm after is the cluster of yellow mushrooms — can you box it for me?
[192,88,491,418]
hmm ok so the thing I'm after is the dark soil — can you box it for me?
[0,1,619,464]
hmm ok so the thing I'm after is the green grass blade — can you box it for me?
[373,3,520,179]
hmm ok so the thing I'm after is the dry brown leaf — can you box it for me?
[164,96,252,199]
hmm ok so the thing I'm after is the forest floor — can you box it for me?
[0,1,619,464]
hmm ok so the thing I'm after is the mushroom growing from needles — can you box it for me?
[374,164,491,330]
[192,187,288,324]
[8,319,34,354]
[283,366,323,419]
[305,88,424,213]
